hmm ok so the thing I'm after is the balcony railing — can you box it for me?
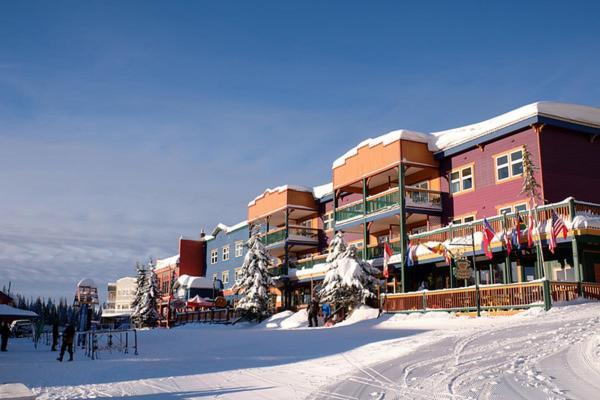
[335,187,443,224]
[259,226,320,246]
[294,254,328,270]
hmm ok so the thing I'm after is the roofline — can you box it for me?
[434,115,600,159]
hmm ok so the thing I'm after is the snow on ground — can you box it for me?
[1,302,600,399]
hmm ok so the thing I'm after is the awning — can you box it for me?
[0,304,38,319]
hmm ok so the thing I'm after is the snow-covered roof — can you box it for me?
[333,130,429,169]
[174,274,214,290]
[211,220,249,236]
[248,185,313,207]
[333,102,600,168]
[156,254,180,269]
[0,304,38,318]
[77,278,96,288]
[312,182,333,199]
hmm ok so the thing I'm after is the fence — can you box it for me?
[75,329,138,360]
[383,281,600,313]
[175,308,242,325]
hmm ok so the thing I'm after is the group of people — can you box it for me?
[0,320,75,362]
[307,296,332,328]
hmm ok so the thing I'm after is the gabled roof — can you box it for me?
[210,220,249,237]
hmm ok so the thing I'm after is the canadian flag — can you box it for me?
[383,242,393,279]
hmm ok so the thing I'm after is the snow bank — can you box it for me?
[336,305,380,327]
[259,310,295,328]
[280,309,309,329]
[211,220,248,235]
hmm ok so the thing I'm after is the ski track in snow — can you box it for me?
[3,303,600,399]
[311,304,600,400]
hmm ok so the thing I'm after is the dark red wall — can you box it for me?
[539,126,600,204]
[440,127,542,220]
[179,238,207,277]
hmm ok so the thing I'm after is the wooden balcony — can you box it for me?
[259,226,320,247]
[335,186,442,225]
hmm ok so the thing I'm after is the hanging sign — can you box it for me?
[454,259,472,280]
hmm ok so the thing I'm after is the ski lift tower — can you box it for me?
[73,278,99,334]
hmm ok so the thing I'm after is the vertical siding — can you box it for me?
[440,128,542,220]
[539,126,600,204]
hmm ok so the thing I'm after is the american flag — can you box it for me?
[548,211,568,254]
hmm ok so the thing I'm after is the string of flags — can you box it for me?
[379,207,569,273]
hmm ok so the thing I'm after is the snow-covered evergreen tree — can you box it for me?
[319,244,382,313]
[520,144,541,204]
[326,231,347,262]
[130,262,147,327]
[233,230,274,321]
[139,265,162,328]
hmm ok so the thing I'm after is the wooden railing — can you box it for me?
[175,308,242,325]
[259,226,320,246]
[383,281,600,313]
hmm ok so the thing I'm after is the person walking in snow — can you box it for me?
[1,321,10,351]
[308,296,319,327]
[57,323,75,362]
[51,322,59,352]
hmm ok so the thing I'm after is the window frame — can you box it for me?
[210,249,218,264]
[496,202,528,216]
[235,241,244,257]
[222,245,230,261]
[221,270,229,284]
[322,212,333,231]
[448,163,475,196]
[494,147,524,183]
[452,213,476,225]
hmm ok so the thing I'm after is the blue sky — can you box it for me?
[1,1,599,300]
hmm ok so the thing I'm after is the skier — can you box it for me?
[0,321,10,351]
[322,302,331,319]
[308,296,319,328]
[51,322,59,352]
[57,323,75,362]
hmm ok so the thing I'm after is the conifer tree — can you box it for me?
[326,231,347,263]
[131,263,147,327]
[520,144,541,204]
[137,266,161,328]
[234,229,274,321]
[319,242,381,315]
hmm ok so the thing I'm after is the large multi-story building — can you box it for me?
[237,101,600,310]
[101,277,136,326]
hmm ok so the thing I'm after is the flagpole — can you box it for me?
[470,224,481,317]
[533,205,546,279]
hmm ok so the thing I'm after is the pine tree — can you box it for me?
[326,231,347,263]
[137,266,161,328]
[319,244,382,315]
[234,230,274,321]
[131,263,147,328]
[520,144,541,204]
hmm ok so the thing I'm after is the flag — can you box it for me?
[481,218,496,259]
[548,211,568,254]
[383,242,393,278]
[527,210,535,248]
[425,243,450,264]
[503,229,512,254]
[514,210,524,246]
[405,241,417,267]
[511,227,520,251]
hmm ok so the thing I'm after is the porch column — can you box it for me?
[284,208,290,309]
[568,198,582,285]
[398,164,407,293]
[333,190,338,232]
[448,223,454,288]
[362,178,368,260]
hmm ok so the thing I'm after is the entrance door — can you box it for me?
[594,264,600,283]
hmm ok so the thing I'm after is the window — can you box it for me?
[235,241,244,257]
[453,214,476,224]
[495,149,523,182]
[212,273,217,281]
[222,270,229,284]
[323,213,333,231]
[222,245,230,261]
[377,234,389,244]
[412,226,427,234]
[299,219,312,228]
[210,249,218,264]
[410,181,429,204]
[498,203,528,215]
[449,165,474,194]
[235,269,242,281]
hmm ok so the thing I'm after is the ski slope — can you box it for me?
[1,302,599,399]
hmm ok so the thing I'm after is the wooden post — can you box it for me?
[398,165,407,293]
[362,178,368,261]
